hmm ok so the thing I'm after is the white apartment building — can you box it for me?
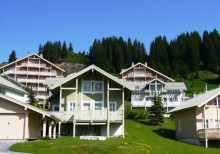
[120,62,187,112]
[0,54,64,101]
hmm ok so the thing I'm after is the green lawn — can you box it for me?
[184,71,219,96]
[10,119,220,154]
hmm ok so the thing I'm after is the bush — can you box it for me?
[125,103,148,119]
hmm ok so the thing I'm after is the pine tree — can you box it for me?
[27,88,36,105]
[8,50,17,63]
[148,95,164,125]
[61,41,68,59]
[68,43,74,53]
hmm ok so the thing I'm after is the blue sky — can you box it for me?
[0,0,220,63]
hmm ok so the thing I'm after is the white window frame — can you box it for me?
[52,105,59,111]
[82,81,92,93]
[109,102,117,112]
[94,101,104,110]
[68,102,76,112]
[82,102,92,110]
[203,119,209,129]
[93,81,103,93]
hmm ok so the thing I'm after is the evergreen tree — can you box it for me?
[148,95,164,125]
[27,88,36,105]
[68,43,74,53]
[8,50,17,63]
[61,41,68,59]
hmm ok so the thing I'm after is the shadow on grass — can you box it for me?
[152,128,176,140]
[202,78,219,85]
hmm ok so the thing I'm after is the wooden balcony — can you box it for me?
[59,110,123,122]
[198,128,220,140]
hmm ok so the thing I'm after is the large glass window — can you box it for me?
[109,102,117,112]
[94,82,103,92]
[95,102,103,110]
[68,102,75,112]
[82,81,92,93]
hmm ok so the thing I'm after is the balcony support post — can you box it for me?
[204,105,208,148]
[122,87,125,138]
[107,79,110,138]
[59,86,62,112]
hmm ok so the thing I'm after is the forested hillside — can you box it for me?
[38,29,220,79]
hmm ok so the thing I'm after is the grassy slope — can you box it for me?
[184,71,219,96]
[10,119,220,154]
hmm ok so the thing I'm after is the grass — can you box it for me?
[10,119,220,154]
[184,71,219,96]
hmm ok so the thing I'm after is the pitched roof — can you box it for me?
[0,74,27,94]
[120,62,175,82]
[0,53,65,72]
[50,64,132,91]
[43,77,64,88]
[0,93,60,121]
[164,82,187,91]
[169,87,220,113]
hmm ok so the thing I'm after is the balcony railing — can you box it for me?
[198,128,220,139]
[21,63,46,67]
[17,78,45,83]
[4,70,57,76]
[59,110,123,122]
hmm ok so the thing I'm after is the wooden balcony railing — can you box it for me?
[58,110,123,122]
[198,128,220,139]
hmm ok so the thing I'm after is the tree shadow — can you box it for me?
[152,128,176,140]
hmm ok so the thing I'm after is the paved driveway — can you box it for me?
[0,140,27,154]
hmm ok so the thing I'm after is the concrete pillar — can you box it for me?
[58,121,61,137]
[23,112,29,140]
[43,120,47,138]
[48,121,52,138]
[53,122,56,139]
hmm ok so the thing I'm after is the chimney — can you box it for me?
[205,83,207,92]
[145,62,148,66]
[40,54,43,58]
[132,62,134,66]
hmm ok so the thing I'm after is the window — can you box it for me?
[213,98,220,107]
[52,105,59,111]
[94,82,103,92]
[68,102,75,111]
[215,119,219,128]
[83,102,91,110]
[169,98,173,102]
[109,102,117,112]
[95,102,103,110]
[82,81,92,93]
[203,119,209,128]
[174,97,178,102]
[164,98,167,102]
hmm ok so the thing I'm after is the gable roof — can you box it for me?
[0,74,27,94]
[169,87,220,113]
[0,53,65,72]
[43,77,64,88]
[50,64,132,91]
[146,78,165,85]
[0,93,60,121]
[120,62,175,82]
[164,82,187,91]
